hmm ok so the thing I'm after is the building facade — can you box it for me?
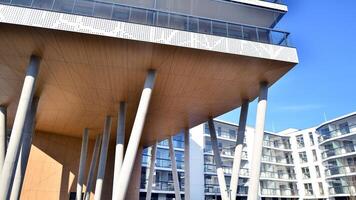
[139,112,356,200]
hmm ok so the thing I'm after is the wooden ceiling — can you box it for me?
[0,23,296,147]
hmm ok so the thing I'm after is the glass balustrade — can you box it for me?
[318,123,356,143]
[322,144,356,159]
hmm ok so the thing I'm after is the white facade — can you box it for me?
[140,112,356,200]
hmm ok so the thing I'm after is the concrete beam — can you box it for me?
[168,136,182,200]
[230,100,249,198]
[9,97,39,200]
[76,128,89,200]
[112,102,127,200]
[94,116,112,200]
[115,70,156,200]
[208,119,229,200]
[247,82,268,200]
[84,135,102,200]
[145,144,157,200]
[0,106,7,174]
[184,129,190,200]
[0,55,40,198]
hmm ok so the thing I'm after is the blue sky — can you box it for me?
[217,0,356,132]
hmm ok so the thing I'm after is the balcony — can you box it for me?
[141,179,184,191]
[204,148,248,158]
[263,140,291,150]
[205,184,248,195]
[204,163,249,176]
[318,123,356,143]
[321,144,356,159]
[0,0,290,47]
[329,185,356,195]
[325,165,356,177]
[261,187,298,196]
[260,171,296,180]
[155,157,184,170]
[261,155,293,165]
[158,139,184,149]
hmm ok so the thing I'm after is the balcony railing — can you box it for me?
[325,165,356,176]
[318,123,356,143]
[141,179,184,191]
[329,185,356,195]
[321,144,356,159]
[156,157,184,169]
[158,139,184,149]
[204,163,249,176]
[260,171,296,180]
[263,140,291,150]
[261,187,298,196]
[261,155,293,164]
[204,148,248,158]
[205,184,248,194]
[0,0,290,47]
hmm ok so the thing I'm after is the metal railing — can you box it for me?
[318,123,356,143]
[0,0,290,47]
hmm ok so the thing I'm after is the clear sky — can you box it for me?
[217,0,356,132]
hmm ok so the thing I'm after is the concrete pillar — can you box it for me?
[0,106,7,174]
[146,143,157,200]
[94,116,112,200]
[230,100,249,198]
[116,70,156,200]
[76,128,89,200]
[84,135,102,200]
[9,97,39,200]
[208,119,229,200]
[112,102,127,200]
[168,136,182,200]
[184,129,190,200]
[247,82,268,200]
[0,55,40,198]
[126,146,143,199]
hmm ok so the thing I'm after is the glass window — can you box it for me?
[212,21,227,37]
[53,0,75,13]
[227,23,243,39]
[188,17,198,32]
[73,0,94,16]
[315,165,321,178]
[156,12,169,27]
[299,151,308,163]
[309,132,315,145]
[312,149,318,161]
[32,0,54,9]
[243,26,258,42]
[129,7,147,24]
[296,135,305,148]
[93,1,113,19]
[257,28,270,43]
[198,19,211,34]
[11,0,33,7]
[339,122,350,134]
[319,182,324,195]
[112,5,130,21]
[0,0,11,4]
[304,183,313,196]
[302,167,310,179]
[169,14,187,30]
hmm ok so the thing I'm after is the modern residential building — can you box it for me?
[0,0,297,199]
[139,112,356,200]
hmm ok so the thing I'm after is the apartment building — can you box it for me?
[140,112,356,200]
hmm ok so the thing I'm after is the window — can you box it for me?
[217,127,222,136]
[339,122,350,134]
[312,150,318,161]
[296,135,305,148]
[299,151,308,163]
[229,129,236,139]
[302,167,310,179]
[309,132,315,145]
[318,182,324,195]
[304,183,313,196]
[315,165,321,178]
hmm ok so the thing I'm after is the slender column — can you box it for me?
[0,55,40,198]
[116,70,156,200]
[168,136,182,200]
[145,144,157,200]
[208,119,229,200]
[0,106,7,174]
[84,135,102,200]
[94,116,112,200]
[112,102,127,200]
[9,97,39,200]
[184,129,190,200]
[76,128,89,200]
[230,100,249,198]
[247,82,268,200]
